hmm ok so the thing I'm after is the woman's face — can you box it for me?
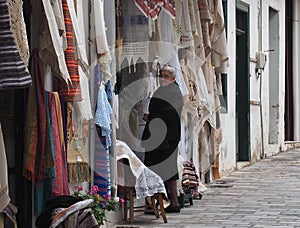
[159,70,175,86]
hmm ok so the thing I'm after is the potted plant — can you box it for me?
[73,185,125,226]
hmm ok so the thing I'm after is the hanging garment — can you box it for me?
[66,0,88,72]
[40,0,70,83]
[94,83,112,148]
[211,0,228,74]
[0,124,10,212]
[94,126,111,196]
[0,0,32,89]
[60,0,82,101]
[94,0,109,54]
[48,92,70,196]
[23,51,54,181]
[134,0,176,20]
[93,69,111,197]
[66,102,91,183]
[71,0,93,121]
[7,0,30,67]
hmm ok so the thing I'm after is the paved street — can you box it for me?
[114,149,300,227]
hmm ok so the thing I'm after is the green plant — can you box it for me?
[73,185,124,225]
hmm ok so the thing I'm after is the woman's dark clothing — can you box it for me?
[142,82,183,182]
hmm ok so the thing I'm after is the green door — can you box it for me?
[236,1,250,161]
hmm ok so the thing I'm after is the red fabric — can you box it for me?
[61,0,82,101]
[48,92,70,196]
[134,0,175,20]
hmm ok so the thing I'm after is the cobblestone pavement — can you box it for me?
[113,149,300,228]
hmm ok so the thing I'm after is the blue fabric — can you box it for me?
[94,84,112,148]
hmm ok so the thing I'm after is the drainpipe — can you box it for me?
[293,0,300,141]
[258,0,265,158]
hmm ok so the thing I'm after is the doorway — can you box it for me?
[236,1,250,161]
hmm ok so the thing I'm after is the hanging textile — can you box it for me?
[94,126,111,196]
[134,0,176,20]
[0,0,32,89]
[94,84,112,148]
[7,0,30,67]
[48,92,70,196]
[93,65,111,196]
[0,124,10,212]
[94,0,109,54]
[119,0,149,67]
[40,0,70,83]
[66,102,91,183]
[23,51,54,181]
[211,0,228,74]
[60,0,82,101]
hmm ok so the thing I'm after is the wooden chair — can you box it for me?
[123,186,167,223]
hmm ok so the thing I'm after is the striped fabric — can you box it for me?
[94,126,111,196]
[93,66,111,197]
[61,0,82,101]
[0,0,31,89]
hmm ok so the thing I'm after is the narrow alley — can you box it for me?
[115,149,300,227]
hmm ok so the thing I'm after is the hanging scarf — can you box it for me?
[23,51,54,181]
[60,0,82,101]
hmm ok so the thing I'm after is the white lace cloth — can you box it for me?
[116,140,166,199]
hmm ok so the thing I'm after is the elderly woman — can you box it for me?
[142,65,183,213]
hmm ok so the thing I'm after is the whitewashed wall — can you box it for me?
[220,0,286,176]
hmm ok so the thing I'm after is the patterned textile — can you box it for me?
[50,199,99,228]
[116,140,166,199]
[94,128,111,196]
[134,0,175,20]
[23,51,54,182]
[48,92,69,196]
[93,68,111,197]
[7,0,30,67]
[182,160,199,187]
[60,0,82,101]
[1,203,17,225]
[66,102,91,183]
[0,0,32,89]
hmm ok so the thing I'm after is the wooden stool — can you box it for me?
[123,187,167,223]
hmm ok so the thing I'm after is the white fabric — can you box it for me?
[94,0,109,54]
[153,10,188,96]
[72,1,93,120]
[40,0,71,83]
[116,140,166,199]
[0,124,10,212]
[211,0,228,74]
[74,67,93,120]
[112,94,119,129]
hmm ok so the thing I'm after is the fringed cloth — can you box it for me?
[66,102,91,183]
[0,0,31,89]
[23,51,54,182]
[60,0,82,101]
[47,92,70,196]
